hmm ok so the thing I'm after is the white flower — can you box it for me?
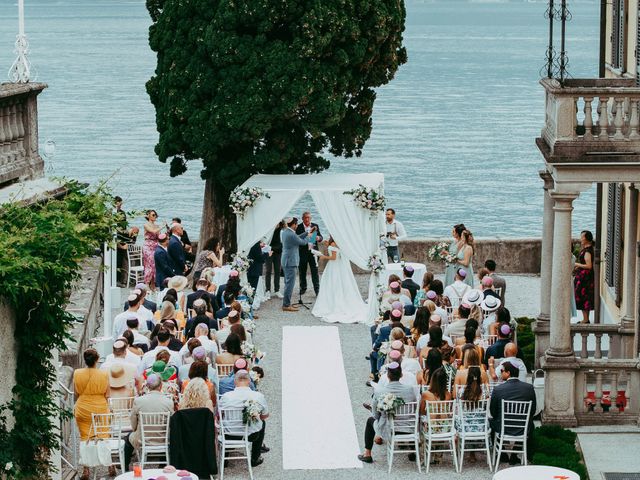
[5,462,13,471]
[249,370,261,384]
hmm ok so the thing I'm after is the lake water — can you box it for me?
[0,0,600,238]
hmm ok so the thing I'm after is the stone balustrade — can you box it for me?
[0,82,47,186]
[570,323,633,360]
[574,358,640,425]
[539,77,640,160]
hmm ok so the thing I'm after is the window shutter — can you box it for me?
[637,8,640,85]
[606,183,616,286]
[612,0,626,70]
[613,184,624,307]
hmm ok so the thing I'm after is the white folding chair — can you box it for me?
[456,398,492,471]
[492,400,532,472]
[89,413,125,478]
[482,334,498,346]
[386,401,421,473]
[139,411,171,469]
[127,244,145,287]
[494,287,503,299]
[217,407,253,480]
[445,306,455,324]
[217,363,235,379]
[108,396,135,433]
[422,400,458,472]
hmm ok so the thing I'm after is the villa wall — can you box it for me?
[0,299,17,430]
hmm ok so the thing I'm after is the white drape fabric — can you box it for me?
[235,173,385,324]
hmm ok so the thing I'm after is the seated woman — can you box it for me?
[454,325,484,360]
[454,348,489,394]
[418,326,451,369]
[179,377,214,413]
[430,280,452,309]
[216,332,245,366]
[417,348,442,387]
[411,307,431,356]
[455,365,488,463]
[413,272,435,308]
[180,359,218,402]
[419,367,452,416]
[192,237,224,287]
[122,329,145,356]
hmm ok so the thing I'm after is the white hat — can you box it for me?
[480,296,502,312]
[463,289,483,306]
[168,275,188,291]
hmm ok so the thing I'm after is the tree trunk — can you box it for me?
[199,177,237,257]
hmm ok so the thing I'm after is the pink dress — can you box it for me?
[143,227,160,284]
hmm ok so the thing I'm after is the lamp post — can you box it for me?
[8,0,31,83]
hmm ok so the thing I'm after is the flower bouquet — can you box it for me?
[229,186,271,218]
[249,369,262,386]
[368,254,385,274]
[378,341,391,360]
[427,241,456,264]
[242,318,256,333]
[376,393,406,416]
[344,185,385,216]
[241,341,264,362]
[230,253,251,273]
[242,399,263,425]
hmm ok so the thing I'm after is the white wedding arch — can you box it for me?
[234,173,386,324]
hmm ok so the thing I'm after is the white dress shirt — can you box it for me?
[139,346,182,375]
[385,220,407,247]
[105,350,141,368]
[219,386,269,435]
[112,309,148,340]
[443,281,471,307]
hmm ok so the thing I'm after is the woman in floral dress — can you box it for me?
[574,230,595,324]
[143,209,162,290]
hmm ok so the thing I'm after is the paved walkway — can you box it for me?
[575,426,640,480]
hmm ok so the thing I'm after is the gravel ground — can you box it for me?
[219,273,540,480]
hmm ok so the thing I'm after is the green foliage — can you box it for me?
[532,426,588,480]
[146,0,407,190]
[0,180,116,478]
[515,316,535,371]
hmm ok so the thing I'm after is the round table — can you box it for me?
[115,469,199,480]
[381,262,427,286]
[493,465,580,480]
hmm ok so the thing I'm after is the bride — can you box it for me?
[311,236,368,324]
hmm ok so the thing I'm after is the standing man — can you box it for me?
[281,217,313,312]
[265,221,284,298]
[296,211,323,296]
[168,223,187,274]
[247,240,269,290]
[385,208,407,262]
[171,217,195,263]
[154,233,176,289]
[485,259,507,304]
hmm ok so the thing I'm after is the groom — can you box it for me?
[281,217,313,312]
[296,211,323,296]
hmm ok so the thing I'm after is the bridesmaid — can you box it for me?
[444,223,466,287]
[143,209,162,290]
[457,229,475,287]
[574,230,595,324]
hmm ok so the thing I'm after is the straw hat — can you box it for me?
[168,275,188,291]
[109,364,129,388]
[480,295,502,312]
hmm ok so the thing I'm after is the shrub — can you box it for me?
[532,425,588,480]
[515,316,535,371]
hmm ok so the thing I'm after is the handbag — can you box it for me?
[79,437,112,467]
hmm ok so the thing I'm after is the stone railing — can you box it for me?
[570,323,634,360]
[574,358,640,425]
[540,77,640,159]
[0,82,47,186]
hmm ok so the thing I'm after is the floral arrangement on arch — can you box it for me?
[230,253,251,273]
[229,186,271,218]
[344,184,385,216]
[427,241,456,264]
[243,399,263,425]
[368,253,385,274]
[376,393,406,416]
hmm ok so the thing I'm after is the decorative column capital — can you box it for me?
[550,191,578,212]
[539,170,555,191]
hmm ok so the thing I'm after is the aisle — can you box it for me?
[281,326,362,470]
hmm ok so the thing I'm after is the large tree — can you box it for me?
[146,0,407,248]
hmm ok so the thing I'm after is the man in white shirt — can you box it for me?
[443,268,471,307]
[219,370,269,467]
[125,317,150,348]
[113,293,147,340]
[444,304,472,338]
[488,343,528,382]
[103,339,141,369]
[139,329,182,374]
[385,208,407,261]
[376,345,421,390]
[179,323,218,358]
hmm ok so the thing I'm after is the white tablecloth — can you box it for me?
[115,469,199,480]
[493,465,580,480]
[381,262,427,286]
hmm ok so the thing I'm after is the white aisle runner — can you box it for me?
[282,326,362,470]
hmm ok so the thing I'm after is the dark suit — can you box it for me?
[168,234,186,274]
[247,242,267,290]
[123,298,157,313]
[265,227,283,292]
[186,289,217,312]
[489,378,536,460]
[296,222,322,294]
[154,245,176,289]
[185,313,217,338]
[401,278,420,302]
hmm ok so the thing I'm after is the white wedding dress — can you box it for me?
[312,246,368,324]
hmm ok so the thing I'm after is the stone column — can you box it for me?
[543,190,580,427]
[534,170,555,367]
[621,185,638,358]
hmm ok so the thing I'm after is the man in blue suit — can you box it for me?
[168,223,187,274]
[154,233,176,289]
[280,217,312,312]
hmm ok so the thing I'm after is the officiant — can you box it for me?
[296,211,323,296]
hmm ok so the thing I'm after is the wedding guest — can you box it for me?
[430,279,451,309]
[154,233,176,289]
[418,348,443,386]
[444,303,471,338]
[485,259,507,303]
[139,329,182,374]
[123,283,157,313]
[216,332,245,365]
[106,335,142,367]
[574,230,595,324]
[443,268,471,307]
[171,217,194,262]
[444,224,467,286]
[401,265,420,302]
[115,197,139,285]
[142,210,163,290]
[456,229,475,287]
[112,293,147,340]
[248,240,269,290]
[186,279,216,313]
[125,317,150,349]
[74,348,111,479]
[489,343,528,382]
[219,370,269,467]
[167,275,188,314]
[484,324,516,365]
[454,348,489,391]
[357,362,417,464]
[265,221,284,298]
[418,326,453,372]
[413,272,435,307]
[192,237,224,286]
[149,321,182,351]
[168,223,187,274]
[216,270,242,308]
[296,212,323,296]
[455,365,487,464]
[385,208,407,261]
[177,345,218,386]
[480,295,502,335]
[179,377,214,412]
[462,288,483,310]
[218,358,257,395]
[103,361,137,399]
[410,306,431,347]
[185,299,216,338]
[419,367,452,416]
[480,275,500,300]
[377,349,419,387]
[455,324,484,360]
[216,310,241,346]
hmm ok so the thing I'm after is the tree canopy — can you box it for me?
[147,0,407,186]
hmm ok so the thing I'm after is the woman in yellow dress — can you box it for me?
[74,348,111,479]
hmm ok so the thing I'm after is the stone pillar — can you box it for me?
[621,185,638,358]
[543,190,579,427]
[534,171,555,367]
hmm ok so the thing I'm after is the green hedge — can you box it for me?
[515,316,535,371]
[532,425,588,480]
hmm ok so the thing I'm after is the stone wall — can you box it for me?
[0,299,17,430]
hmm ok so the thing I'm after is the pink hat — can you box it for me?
[391,340,403,350]
[482,276,494,287]
[500,324,511,336]
[389,350,402,361]
[391,301,403,311]
[228,310,238,319]
[391,309,402,320]
[390,281,400,289]
[229,270,239,278]
[426,290,437,300]
[234,358,248,369]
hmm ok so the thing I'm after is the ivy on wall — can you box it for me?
[0,180,116,479]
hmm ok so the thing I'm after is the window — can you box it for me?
[612,0,625,70]
[605,183,624,306]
